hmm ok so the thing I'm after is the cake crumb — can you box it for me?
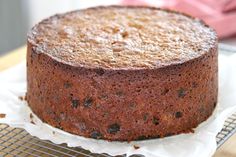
[29,113,35,124]
[0,113,6,118]
[133,145,140,149]
[30,113,33,119]
[52,131,55,135]
[19,95,26,101]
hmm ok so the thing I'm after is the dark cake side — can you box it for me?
[26,43,217,141]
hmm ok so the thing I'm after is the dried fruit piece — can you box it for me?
[108,123,120,134]
[91,131,102,139]
[71,99,79,108]
[178,88,186,98]
[84,97,93,107]
[152,117,159,125]
[175,111,183,118]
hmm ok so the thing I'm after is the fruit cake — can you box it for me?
[26,6,218,141]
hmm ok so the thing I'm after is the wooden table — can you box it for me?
[0,46,236,157]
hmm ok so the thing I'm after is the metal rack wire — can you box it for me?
[0,124,111,157]
[0,44,236,156]
[0,113,235,157]
[216,113,236,147]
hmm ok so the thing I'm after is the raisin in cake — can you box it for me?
[26,6,218,141]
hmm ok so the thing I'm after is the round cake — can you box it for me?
[26,6,218,141]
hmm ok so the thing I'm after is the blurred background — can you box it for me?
[0,0,236,56]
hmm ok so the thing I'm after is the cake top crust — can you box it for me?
[28,6,217,69]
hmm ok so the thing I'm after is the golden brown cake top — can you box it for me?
[28,6,217,69]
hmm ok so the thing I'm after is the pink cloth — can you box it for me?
[122,0,236,39]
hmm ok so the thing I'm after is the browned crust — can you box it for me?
[27,5,217,71]
[26,5,218,141]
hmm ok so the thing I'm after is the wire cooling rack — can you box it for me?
[0,113,235,157]
[0,124,112,157]
[216,113,236,147]
[1,44,236,157]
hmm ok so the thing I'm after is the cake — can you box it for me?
[26,6,218,141]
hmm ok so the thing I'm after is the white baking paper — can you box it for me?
[0,51,236,157]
